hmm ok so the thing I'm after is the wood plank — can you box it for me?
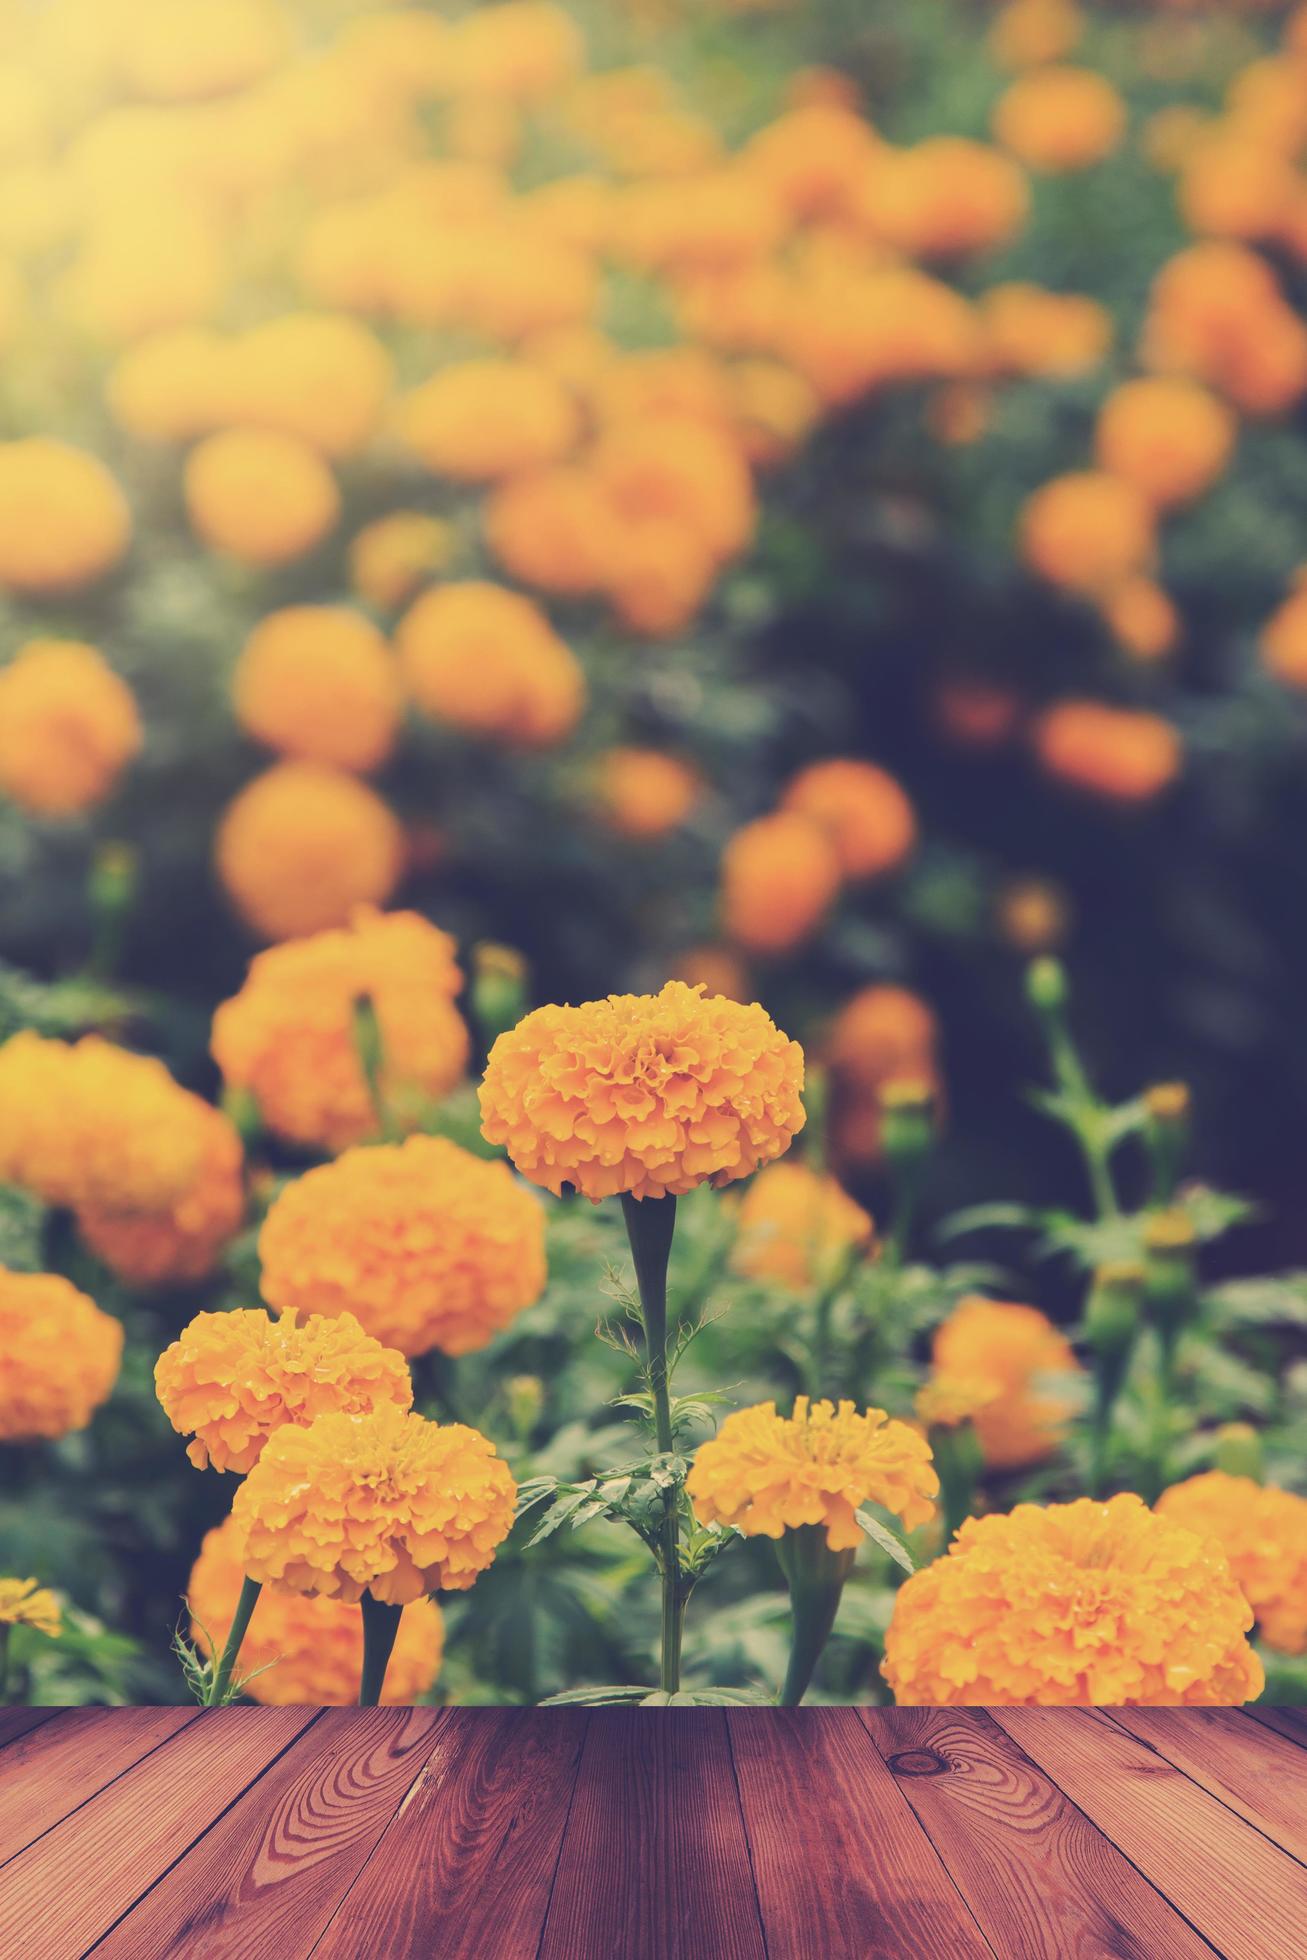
[315,1708,587,1960]
[860,1708,1218,1960]
[540,1710,766,1960]
[1246,1705,1307,1750]
[995,1707,1307,1960]
[0,1707,59,1749]
[1106,1709,1307,1865]
[0,1707,315,1960]
[90,1708,443,1960]
[0,1707,197,1864]
[728,1708,994,1960]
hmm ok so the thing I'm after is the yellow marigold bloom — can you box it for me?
[400,360,579,482]
[980,283,1112,379]
[449,1,584,102]
[0,1031,205,1213]
[930,1296,1082,1470]
[0,1578,61,1640]
[993,66,1126,173]
[479,979,805,1202]
[115,0,285,102]
[349,512,454,612]
[0,640,141,818]
[106,328,233,442]
[915,1375,1002,1430]
[1157,1472,1307,1657]
[259,1136,546,1358]
[1020,471,1155,598]
[397,581,585,747]
[721,811,843,955]
[215,761,403,941]
[232,607,403,774]
[184,428,340,567]
[687,1397,938,1551]
[187,1516,443,1706]
[0,1268,123,1442]
[592,748,701,840]
[1033,700,1182,806]
[883,1494,1264,1705]
[781,759,917,883]
[0,439,131,594]
[211,906,469,1152]
[1095,378,1236,511]
[156,1307,413,1473]
[732,1162,873,1290]
[76,1097,244,1287]
[223,314,393,460]
[232,1403,517,1603]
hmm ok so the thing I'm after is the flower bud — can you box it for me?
[472,941,528,1048]
[1025,954,1069,1017]
[505,1373,544,1441]
[1143,1209,1198,1336]
[1144,1081,1190,1200]
[1214,1422,1263,1481]
[879,1077,936,1188]
[1086,1261,1143,1361]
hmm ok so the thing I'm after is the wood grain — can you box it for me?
[0,1707,314,1960]
[1246,1704,1307,1750]
[1105,1707,1307,1864]
[995,1707,1307,1960]
[315,1707,587,1960]
[728,1708,994,1960]
[859,1707,1217,1960]
[0,1706,197,1865]
[540,1709,766,1960]
[90,1707,441,1960]
[0,1707,59,1750]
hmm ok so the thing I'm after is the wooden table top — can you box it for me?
[0,1703,1303,1958]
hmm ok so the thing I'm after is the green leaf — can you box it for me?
[854,1509,916,1575]
[936,1203,1043,1241]
[538,1684,650,1706]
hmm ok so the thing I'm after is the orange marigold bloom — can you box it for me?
[232,607,403,774]
[1103,577,1180,662]
[932,677,1024,748]
[106,328,233,442]
[687,1397,938,1551]
[211,906,468,1152]
[0,640,141,818]
[1260,584,1307,687]
[156,1307,413,1473]
[740,104,882,223]
[980,283,1112,379]
[930,1296,1082,1470]
[184,428,340,567]
[485,465,619,597]
[995,876,1071,956]
[668,944,750,1002]
[1020,470,1155,598]
[1094,378,1236,510]
[732,1162,873,1290]
[449,2,584,102]
[0,1031,206,1213]
[400,360,579,481]
[993,66,1126,173]
[0,1268,123,1442]
[223,313,393,460]
[784,266,981,408]
[349,512,455,613]
[0,439,131,594]
[397,581,585,747]
[188,1515,444,1706]
[826,985,939,1095]
[1157,1474,1307,1657]
[781,759,917,882]
[883,1494,1264,1705]
[604,516,717,639]
[857,138,1030,259]
[76,1098,244,1287]
[593,748,701,840]
[988,0,1083,69]
[1033,700,1182,805]
[479,979,805,1203]
[259,1136,546,1358]
[1179,134,1296,244]
[728,360,820,469]
[721,812,842,955]
[589,415,756,569]
[1142,242,1307,418]
[215,762,403,941]
[232,1403,517,1603]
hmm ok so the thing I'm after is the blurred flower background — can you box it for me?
[2,0,1307,1707]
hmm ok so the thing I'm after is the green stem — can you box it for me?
[620,1192,681,1696]
[776,1527,854,1707]
[207,1576,262,1706]
[0,1624,11,1705]
[359,1594,405,1706]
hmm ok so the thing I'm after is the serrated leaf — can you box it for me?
[854,1509,916,1574]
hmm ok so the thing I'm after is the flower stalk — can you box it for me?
[358,1592,405,1706]
[620,1190,683,1695]
[207,1574,262,1706]
[775,1525,855,1706]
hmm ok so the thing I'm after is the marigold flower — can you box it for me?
[781,759,916,882]
[1157,1472,1307,1656]
[223,313,393,460]
[184,428,340,567]
[980,283,1112,379]
[187,1515,443,1705]
[784,266,981,407]
[484,466,620,596]
[1020,471,1155,597]
[1095,378,1236,510]
[449,1,584,101]
[929,1296,1082,1470]
[0,439,131,594]
[215,761,403,941]
[1142,242,1307,418]
[593,748,701,840]
[915,1375,1002,1431]
[106,328,233,442]
[397,581,585,747]
[0,1268,123,1442]
[1103,577,1180,662]
[858,138,1029,259]
[233,607,403,774]
[721,812,843,955]
[688,1397,938,1551]
[826,985,939,1094]
[232,1403,517,1603]
[349,512,454,612]
[0,640,141,818]
[732,1162,873,1290]
[728,360,820,468]
[993,66,1126,173]
[115,0,284,102]
[480,979,805,1202]
[0,1031,206,1213]
[156,1307,413,1473]
[668,945,750,1002]
[0,1578,61,1640]
[988,0,1083,69]
[1033,701,1182,805]
[883,1494,1264,1705]
[76,1097,244,1287]
[211,906,469,1152]
[400,360,579,481]
[1261,584,1307,687]
[1179,134,1296,244]
[604,516,717,638]
[995,876,1071,956]
[741,104,882,222]
[589,414,756,568]
[259,1136,546,1358]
